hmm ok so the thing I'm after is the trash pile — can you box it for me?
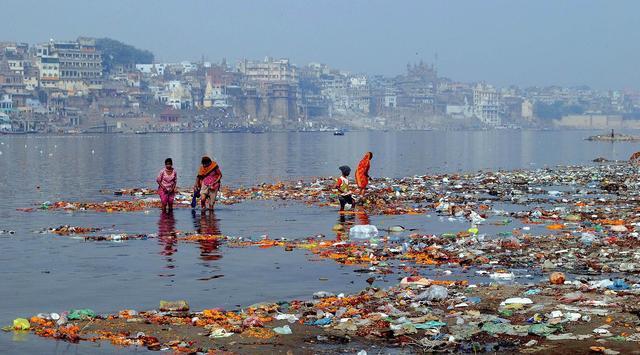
[8,278,640,353]
[35,226,219,243]
[41,225,101,235]
[24,163,640,217]
[26,200,162,213]
[10,163,640,352]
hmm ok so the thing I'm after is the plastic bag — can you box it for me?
[273,325,292,335]
[349,225,378,239]
[416,285,448,301]
[13,318,30,330]
[67,309,96,320]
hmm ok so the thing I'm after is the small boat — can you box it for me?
[333,130,345,136]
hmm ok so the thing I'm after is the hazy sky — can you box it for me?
[4,0,639,89]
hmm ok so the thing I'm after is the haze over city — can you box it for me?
[5,0,639,89]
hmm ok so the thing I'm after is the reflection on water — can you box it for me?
[192,210,222,262]
[336,210,372,240]
[8,131,627,353]
[158,211,177,277]
[356,211,370,225]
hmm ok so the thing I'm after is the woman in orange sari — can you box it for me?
[194,156,222,211]
[355,152,373,195]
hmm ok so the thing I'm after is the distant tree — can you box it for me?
[534,101,585,120]
[95,38,154,73]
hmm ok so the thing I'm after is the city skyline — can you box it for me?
[4,0,639,90]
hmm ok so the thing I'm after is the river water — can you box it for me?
[0,129,638,353]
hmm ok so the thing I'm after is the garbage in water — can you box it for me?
[10,163,640,353]
[348,225,378,239]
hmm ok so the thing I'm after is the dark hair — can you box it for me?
[339,165,351,176]
[201,156,212,165]
[369,152,374,159]
[165,158,173,165]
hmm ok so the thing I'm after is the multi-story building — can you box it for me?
[238,57,297,83]
[521,99,534,121]
[473,83,501,126]
[36,56,60,88]
[0,94,13,114]
[155,81,193,109]
[35,37,103,90]
[0,111,11,131]
[22,64,39,91]
[4,52,25,76]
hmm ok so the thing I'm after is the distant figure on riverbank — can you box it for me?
[335,165,354,211]
[355,151,373,195]
[194,156,222,211]
[157,158,177,212]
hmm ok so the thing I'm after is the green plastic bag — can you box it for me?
[528,323,558,337]
[68,308,96,320]
[13,318,30,330]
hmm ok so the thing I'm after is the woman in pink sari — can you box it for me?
[157,158,177,212]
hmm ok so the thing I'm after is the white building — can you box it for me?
[521,99,534,121]
[446,97,473,119]
[34,38,103,90]
[0,94,13,114]
[136,63,166,76]
[0,112,11,131]
[350,75,367,88]
[5,55,25,76]
[473,84,501,126]
[203,81,230,108]
[238,57,298,83]
[156,81,193,109]
[37,56,60,88]
[383,87,398,108]
[180,61,197,73]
